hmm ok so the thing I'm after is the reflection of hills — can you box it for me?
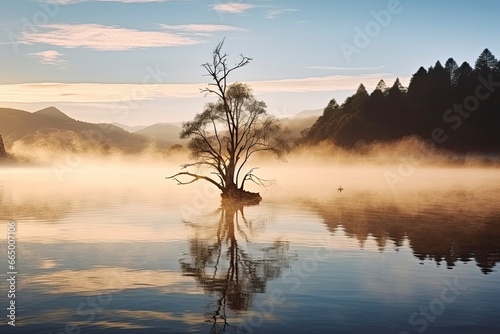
[0,179,150,222]
[180,204,295,332]
[0,184,72,221]
[311,191,500,274]
[0,200,71,221]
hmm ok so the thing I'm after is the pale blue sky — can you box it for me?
[0,0,499,124]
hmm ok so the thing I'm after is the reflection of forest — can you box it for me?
[311,191,500,274]
[180,204,295,333]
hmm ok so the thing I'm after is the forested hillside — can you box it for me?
[304,49,500,153]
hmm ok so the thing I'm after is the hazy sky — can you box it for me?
[1,0,499,125]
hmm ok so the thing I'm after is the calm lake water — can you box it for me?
[1,163,499,334]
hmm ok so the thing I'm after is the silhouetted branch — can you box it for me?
[166,172,223,190]
[240,167,276,190]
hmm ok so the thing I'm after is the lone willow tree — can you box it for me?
[167,41,291,203]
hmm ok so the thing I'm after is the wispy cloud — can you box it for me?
[27,50,67,67]
[211,2,256,14]
[19,24,202,51]
[159,24,247,33]
[0,82,203,103]
[42,0,171,4]
[265,8,297,19]
[307,66,385,71]
[0,74,409,103]
[251,74,403,93]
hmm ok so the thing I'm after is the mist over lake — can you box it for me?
[1,160,499,333]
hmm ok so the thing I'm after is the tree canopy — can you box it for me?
[167,41,291,202]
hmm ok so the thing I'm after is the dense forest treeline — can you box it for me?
[303,49,500,153]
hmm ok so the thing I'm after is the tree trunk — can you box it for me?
[221,163,262,204]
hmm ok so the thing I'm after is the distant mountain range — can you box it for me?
[0,107,187,155]
[134,123,186,143]
[111,122,148,133]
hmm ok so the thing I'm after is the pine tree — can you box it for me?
[356,83,368,95]
[475,48,497,72]
[455,62,473,86]
[374,79,388,93]
[389,78,406,94]
[408,66,428,98]
[445,58,459,86]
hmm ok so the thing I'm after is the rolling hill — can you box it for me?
[0,107,175,154]
[134,123,186,146]
[111,122,148,133]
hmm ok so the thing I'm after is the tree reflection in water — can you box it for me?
[311,191,500,274]
[180,203,295,333]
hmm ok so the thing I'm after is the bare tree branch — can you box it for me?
[166,172,223,190]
